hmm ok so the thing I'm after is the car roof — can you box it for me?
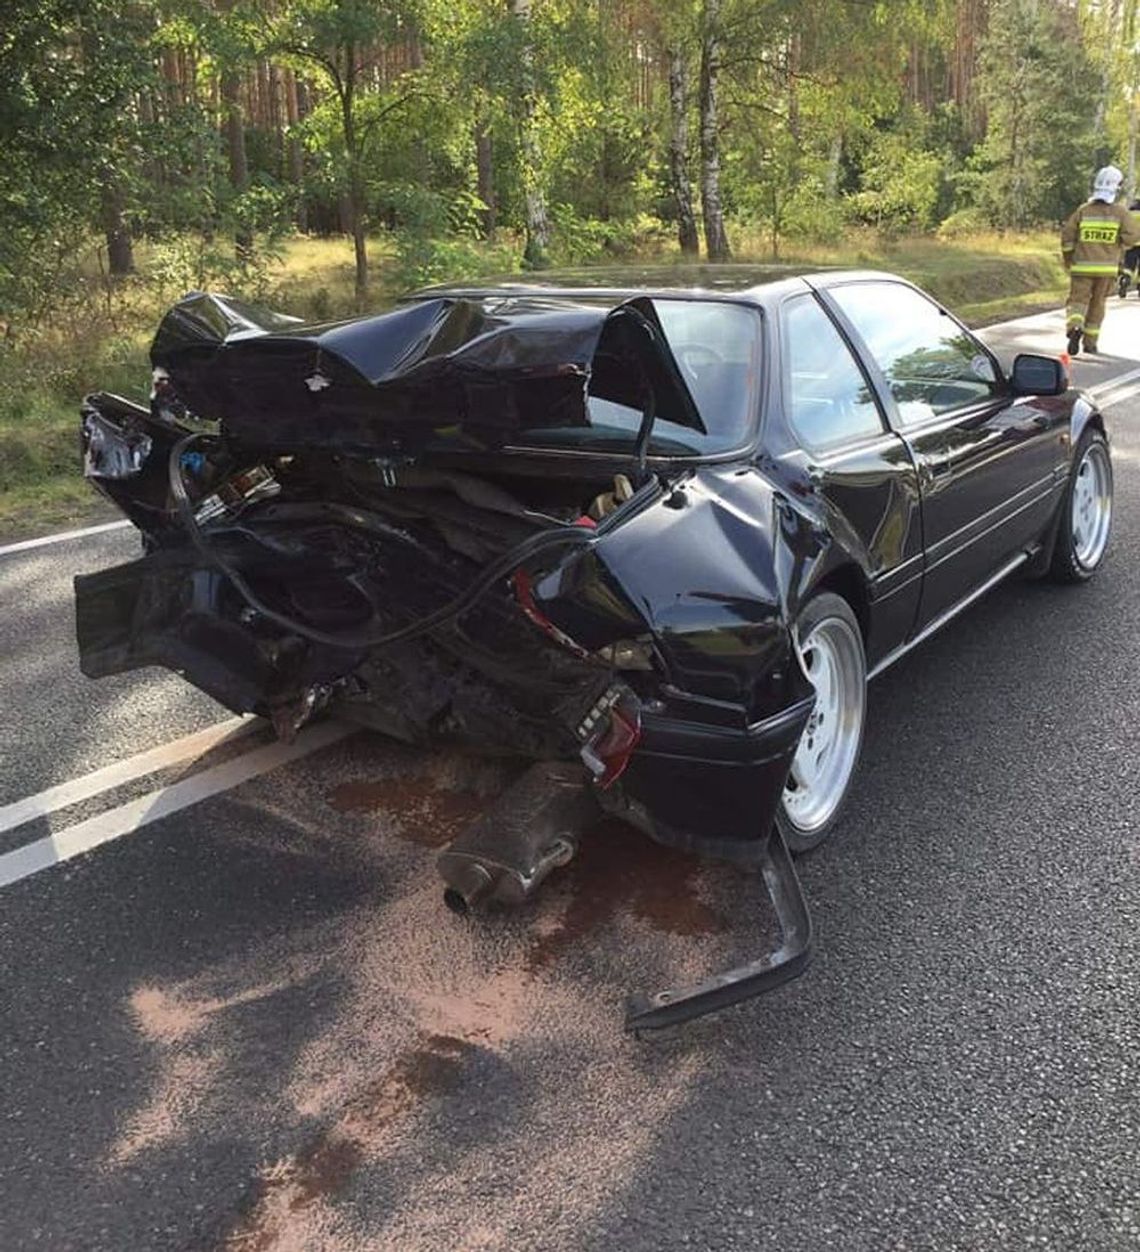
[408,264,909,310]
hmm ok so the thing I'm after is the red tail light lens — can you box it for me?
[578,693,642,788]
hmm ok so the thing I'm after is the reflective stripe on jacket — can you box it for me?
[1061,200,1140,275]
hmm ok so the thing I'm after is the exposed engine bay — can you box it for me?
[78,392,651,785]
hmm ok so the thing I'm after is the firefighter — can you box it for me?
[1061,165,1140,355]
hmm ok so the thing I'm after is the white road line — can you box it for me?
[0,715,254,835]
[1089,365,1140,400]
[0,719,354,891]
[1098,381,1140,411]
[0,519,130,558]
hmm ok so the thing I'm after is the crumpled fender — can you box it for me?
[533,465,836,722]
[532,464,844,856]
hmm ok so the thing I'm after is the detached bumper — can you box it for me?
[625,822,813,1031]
[604,695,814,863]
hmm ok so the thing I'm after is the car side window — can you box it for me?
[783,294,885,451]
[829,282,1001,425]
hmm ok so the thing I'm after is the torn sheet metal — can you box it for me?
[149,292,705,455]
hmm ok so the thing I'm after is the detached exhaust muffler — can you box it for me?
[437,761,599,914]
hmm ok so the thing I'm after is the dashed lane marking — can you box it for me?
[0,716,253,835]
[0,720,354,891]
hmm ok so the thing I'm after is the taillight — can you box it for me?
[578,689,642,788]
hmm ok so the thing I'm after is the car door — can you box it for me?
[821,279,1061,629]
[778,291,924,667]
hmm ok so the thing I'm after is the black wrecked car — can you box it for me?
[75,266,1113,1028]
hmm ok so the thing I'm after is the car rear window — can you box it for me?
[515,299,761,457]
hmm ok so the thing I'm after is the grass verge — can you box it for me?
[0,229,1067,541]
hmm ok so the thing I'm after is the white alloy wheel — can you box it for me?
[1070,439,1112,571]
[778,594,866,853]
[1051,429,1113,584]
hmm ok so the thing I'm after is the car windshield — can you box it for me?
[514,298,761,457]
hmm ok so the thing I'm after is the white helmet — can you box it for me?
[1092,165,1124,201]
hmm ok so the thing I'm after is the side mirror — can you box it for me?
[1010,353,1069,397]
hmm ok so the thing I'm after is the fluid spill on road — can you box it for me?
[528,817,728,971]
[326,774,488,847]
[224,1033,477,1250]
[107,978,309,1167]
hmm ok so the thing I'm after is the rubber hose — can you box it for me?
[167,433,597,650]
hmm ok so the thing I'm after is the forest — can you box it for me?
[2,0,1140,528]
[6,0,1140,312]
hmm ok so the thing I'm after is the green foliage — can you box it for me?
[972,0,1101,227]
[1,0,1132,335]
[382,185,517,288]
[3,12,1095,396]
[936,206,992,239]
[547,204,670,265]
[145,224,287,304]
[849,129,944,234]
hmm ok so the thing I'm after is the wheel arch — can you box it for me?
[1071,395,1108,450]
[810,561,870,645]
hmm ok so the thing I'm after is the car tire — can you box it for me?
[776,592,867,855]
[1050,428,1113,583]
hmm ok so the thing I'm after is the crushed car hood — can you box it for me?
[151,291,705,456]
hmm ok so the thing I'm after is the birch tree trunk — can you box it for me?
[284,69,307,231]
[339,54,369,307]
[1092,0,1122,143]
[1128,86,1138,202]
[508,0,550,267]
[699,0,731,261]
[824,133,843,200]
[668,46,700,256]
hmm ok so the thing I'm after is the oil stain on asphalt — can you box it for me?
[528,818,729,972]
[326,775,491,847]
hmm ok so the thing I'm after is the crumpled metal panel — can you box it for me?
[149,291,703,455]
[532,466,830,717]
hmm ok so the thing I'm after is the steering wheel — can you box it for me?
[675,341,724,382]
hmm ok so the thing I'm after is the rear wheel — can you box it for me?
[1050,429,1113,583]
[776,593,866,854]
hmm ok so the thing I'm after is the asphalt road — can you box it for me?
[2,303,1140,1251]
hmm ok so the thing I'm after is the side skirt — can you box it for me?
[867,547,1035,682]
